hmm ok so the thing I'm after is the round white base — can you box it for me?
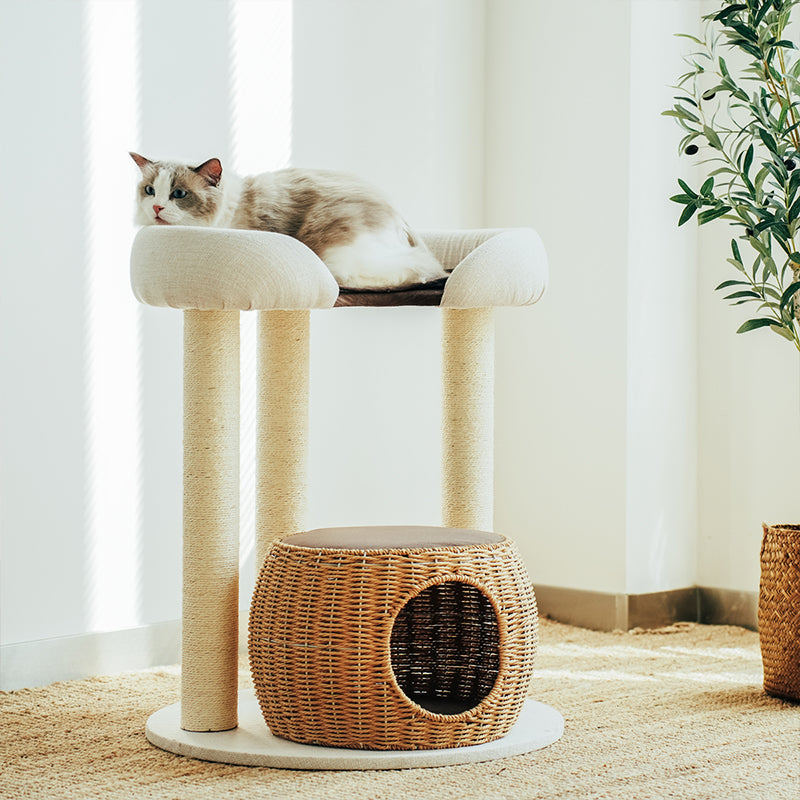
[145,690,564,770]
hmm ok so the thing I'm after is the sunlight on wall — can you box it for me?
[230,0,293,588]
[230,0,293,175]
[83,0,142,632]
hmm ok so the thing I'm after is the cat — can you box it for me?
[130,153,446,291]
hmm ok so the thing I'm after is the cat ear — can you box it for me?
[129,152,152,172]
[193,158,223,187]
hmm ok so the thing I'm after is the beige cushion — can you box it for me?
[421,229,548,309]
[130,226,339,310]
[130,226,547,310]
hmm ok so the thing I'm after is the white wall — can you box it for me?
[1,1,90,644]
[487,0,632,594]
[488,0,700,595]
[624,0,698,594]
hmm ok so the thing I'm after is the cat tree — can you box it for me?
[131,225,563,768]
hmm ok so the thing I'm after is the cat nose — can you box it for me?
[153,204,164,215]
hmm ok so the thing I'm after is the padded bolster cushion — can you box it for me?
[130,226,339,310]
[421,228,548,309]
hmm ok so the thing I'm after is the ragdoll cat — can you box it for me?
[130,153,445,290]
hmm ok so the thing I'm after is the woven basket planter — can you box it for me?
[759,524,800,702]
[248,526,538,750]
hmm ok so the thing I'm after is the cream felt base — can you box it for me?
[145,690,564,770]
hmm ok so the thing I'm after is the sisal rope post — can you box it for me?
[181,309,240,732]
[441,307,495,531]
[255,310,311,571]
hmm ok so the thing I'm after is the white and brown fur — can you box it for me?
[130,153,445,290]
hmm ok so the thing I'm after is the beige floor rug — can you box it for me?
[2,620,798,800]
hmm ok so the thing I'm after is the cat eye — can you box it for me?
[144,185,155,196]
[171,189,188,199]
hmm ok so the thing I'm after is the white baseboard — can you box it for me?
[2,588,759,691]
[1,614,253,692]
[1,620,182,691]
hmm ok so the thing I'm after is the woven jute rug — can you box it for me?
[1,620,798,800]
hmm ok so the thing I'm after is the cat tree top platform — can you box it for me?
[130,226,548,310]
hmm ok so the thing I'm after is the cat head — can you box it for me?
[130,153,224,226]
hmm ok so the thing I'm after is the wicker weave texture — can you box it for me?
[759,523,800,702]
[248,533,537,750]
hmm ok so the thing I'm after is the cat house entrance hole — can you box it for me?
[390,580,500,715]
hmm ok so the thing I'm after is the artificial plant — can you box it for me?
[666,0,800,352]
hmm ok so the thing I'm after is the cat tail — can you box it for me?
[403,224,447,281]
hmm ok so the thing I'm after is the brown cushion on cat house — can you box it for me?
[333,228,548,308]
[131,226,339,310]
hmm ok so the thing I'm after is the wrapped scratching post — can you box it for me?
[442,307,495,530]
[131,224,557,766]
[132,228,338,732]
[182,309,240,731]
[433,227,549,530]
[256,310,311,571]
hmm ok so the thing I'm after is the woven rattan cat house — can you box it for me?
[132,226,564,768]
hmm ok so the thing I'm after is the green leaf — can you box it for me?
[663,109,694,122]
[778,101,790,131]
[698,205,732,224]
[716,280,749,290]
[675,33,705,46]
[780,281,800,308]
[749,236,771,259]
[731,239,742,262]
[754,0,775,27]
[730,23,758,42]
[664,105,701,123]
[678,179,697,197]
[709,4,747,23]
[772,221,792,243]
[789,252,800,264]
[736,40,764,59]
[759,128,779,153]
[670,193,697,204]
[754,166,769,195]
[743,144,754,175]
[700,176,715,195]
[703,125,723,150]
[678,203,698,226]
[724,290,763,300]
[765,160,788,184]
[736,318,776,333]
[771,324,796,341]
[789,167,800,195]
[726,258,747,273]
